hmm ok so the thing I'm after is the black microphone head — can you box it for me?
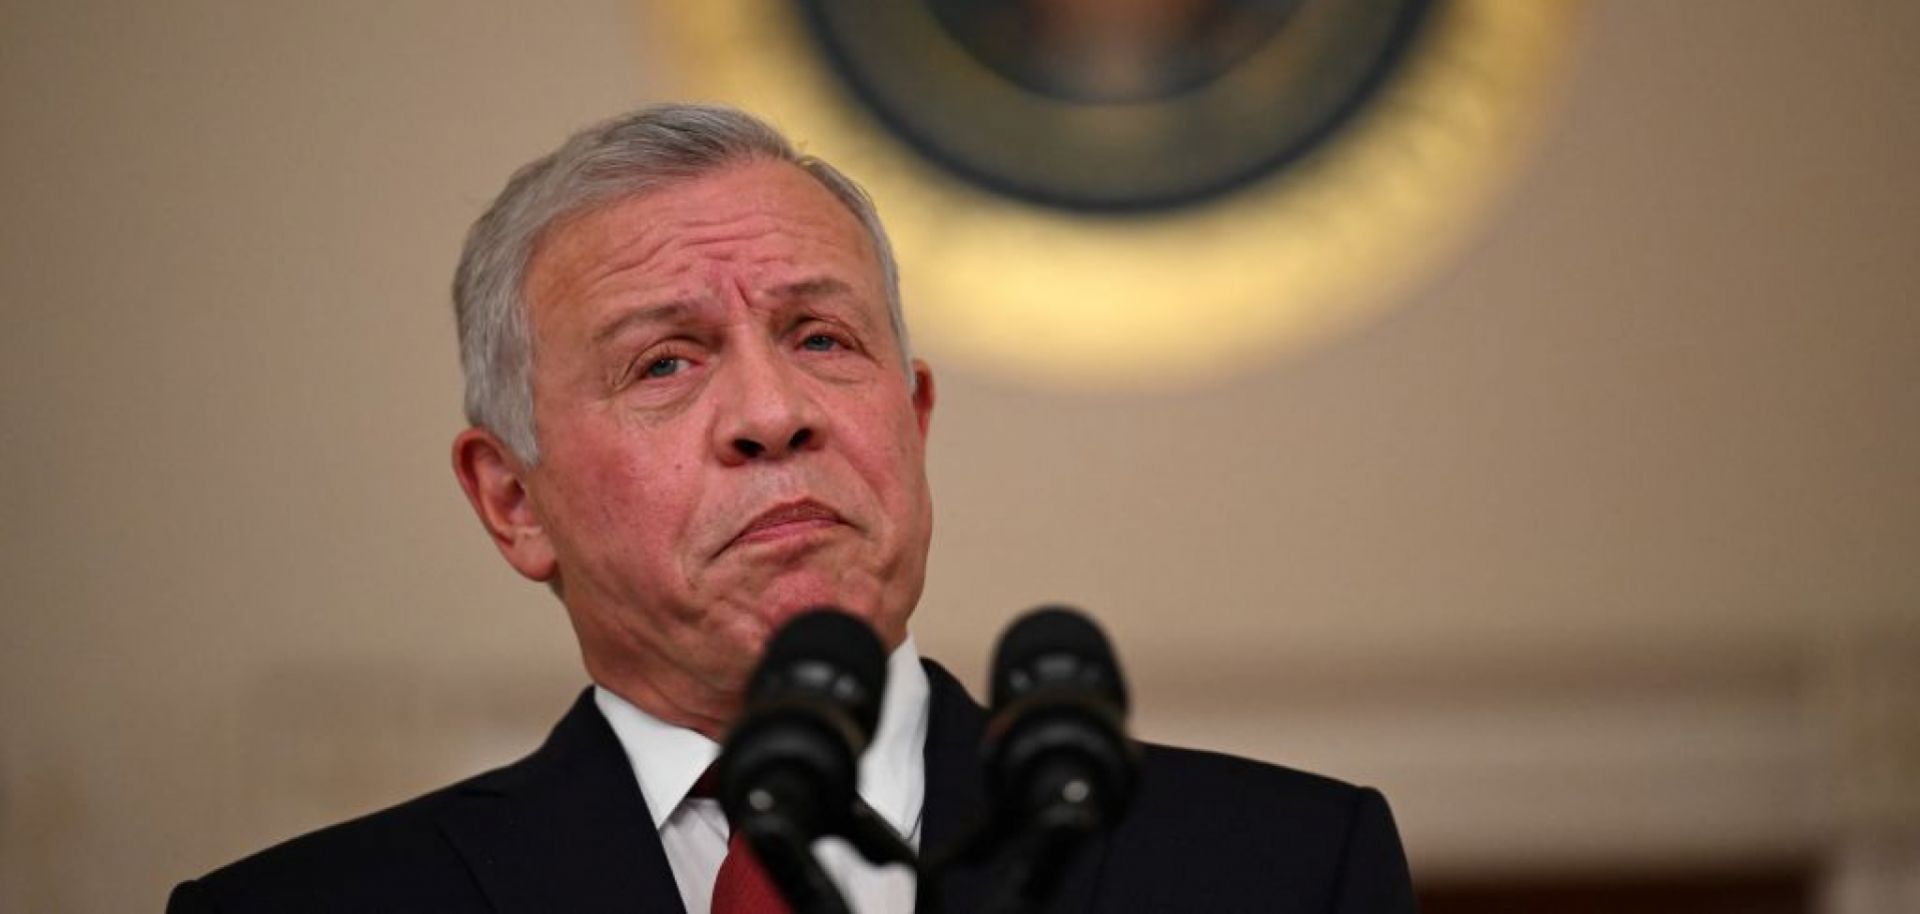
[990,604,1127,715]
[716,607,889,841]
[983,604,1138,837]
[749,607,888,742]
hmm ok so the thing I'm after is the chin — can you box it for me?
[756,598,828,632]
[755,580,883,630]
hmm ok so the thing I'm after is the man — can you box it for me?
[169,104,1418,913]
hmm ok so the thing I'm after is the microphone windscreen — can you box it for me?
[750,607,888,740]
[990,605,1127,713]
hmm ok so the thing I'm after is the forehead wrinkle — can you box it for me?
[526,216,668,336]
[529,169,880,345]
[577,212,822,308]
[533,190,776,295]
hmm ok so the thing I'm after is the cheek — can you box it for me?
[547,440,694,559]
[848,412,930,510]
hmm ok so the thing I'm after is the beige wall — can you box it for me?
[2,1,1916,911]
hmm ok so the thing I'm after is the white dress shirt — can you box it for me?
[595,636,929,914]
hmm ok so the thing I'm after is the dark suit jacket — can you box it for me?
[170,662,1417,912]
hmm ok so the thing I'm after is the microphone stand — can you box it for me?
[917,811,1090,914]
[984,756,1112,914]
[981,824,1084,914]
[736,814,850,914]
[735,775,919,914]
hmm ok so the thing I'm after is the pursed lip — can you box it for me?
[723,499,845,552]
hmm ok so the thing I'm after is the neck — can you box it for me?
[587,664,743,742]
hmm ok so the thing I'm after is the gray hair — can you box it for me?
[452,103,908,463]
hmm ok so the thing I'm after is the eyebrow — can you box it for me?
[587,278,867,345]
[766,276,883,336]
[769,277,855,301]
[590,301,694,345]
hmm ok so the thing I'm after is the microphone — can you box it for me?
[977,605,1140,913]
[715,608,914,914]
[986,604,1138,838]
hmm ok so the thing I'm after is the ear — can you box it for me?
[910,358,936,439]
[451,427,557,582]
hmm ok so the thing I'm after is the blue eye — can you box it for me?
[643,357,686,379]
[801,333,840,352]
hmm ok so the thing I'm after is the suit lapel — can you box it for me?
[919,660,1108,914]
[436,689,686,913]
[919,660,996,914]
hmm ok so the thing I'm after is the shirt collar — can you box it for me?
[595,634,930,837]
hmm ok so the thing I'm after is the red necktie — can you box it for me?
[711,827,793,914]
[692,766,794,914]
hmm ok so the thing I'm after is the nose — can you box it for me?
[713,341,824,465]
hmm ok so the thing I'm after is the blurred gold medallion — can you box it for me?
[650,0,1577,387]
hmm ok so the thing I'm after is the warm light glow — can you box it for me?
[648,1,1580,389]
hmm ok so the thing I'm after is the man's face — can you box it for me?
[503,159,934,728]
